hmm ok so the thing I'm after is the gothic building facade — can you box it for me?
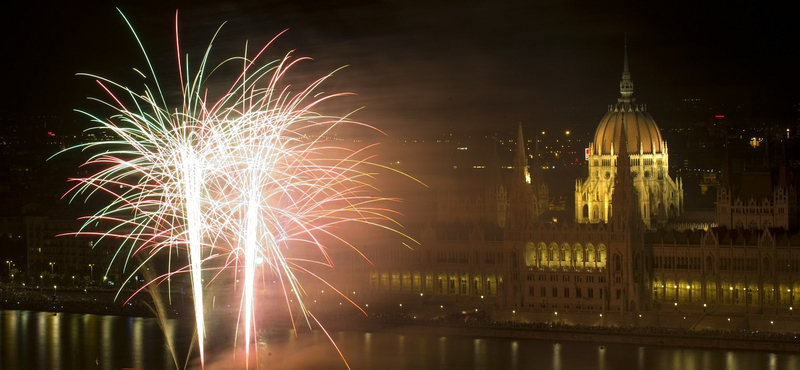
[716,156,798,231]
[334,50,800,328]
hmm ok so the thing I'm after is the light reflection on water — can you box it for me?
[3,309,800,370]
[553,342,561,370]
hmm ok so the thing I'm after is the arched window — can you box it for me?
[598,246,607,265]
[614,254,622,271]
[574,245,584,263]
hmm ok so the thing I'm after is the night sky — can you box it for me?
[3,1,798,137]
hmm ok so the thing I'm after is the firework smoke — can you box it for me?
[58,9,417,369]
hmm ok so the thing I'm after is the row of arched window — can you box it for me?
[524,243,607,268]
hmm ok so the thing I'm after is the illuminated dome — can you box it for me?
[576,42,683,229]
[590,43,663,156]
[592,104,663,155]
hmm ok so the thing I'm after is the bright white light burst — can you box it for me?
[58,9,417,369]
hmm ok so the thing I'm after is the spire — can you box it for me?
[611,117,639,230]
[619,37,634,103]
[514,122,530,185]
[623,34,629,73]
[615,122,632,186]
[508,123,534,229]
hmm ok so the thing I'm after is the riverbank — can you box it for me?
[0,287,162,317]
[380,321,800,353]
[4,286,800,354]
[306,313,800,353]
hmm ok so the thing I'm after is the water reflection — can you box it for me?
[727,350,738,370]
[1,310,192,370]
[474,338,486,370]
[438,336,447,368]
[553,342,561,370]
[638,346,645,370]
[510,341,519,369]
[597,344,606,370]
[2,309,800,370]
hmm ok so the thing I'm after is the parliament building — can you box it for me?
[325,48,800,329]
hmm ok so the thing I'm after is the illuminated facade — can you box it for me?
[355,124,800,322]
[575,48,683,229]
[340,51,800,327]
[650,227,800,312]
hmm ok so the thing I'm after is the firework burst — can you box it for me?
[58,9,418,369]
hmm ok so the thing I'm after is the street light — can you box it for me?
[5,260,11,274]
[89,264,94,282]
[49,262,55,274]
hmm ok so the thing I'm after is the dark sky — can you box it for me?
[3,1,798,137]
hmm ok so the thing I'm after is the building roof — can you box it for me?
[591,45,664,156]
[593,106,663,155]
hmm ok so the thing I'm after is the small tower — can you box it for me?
[619,39,634,104]
[611,120,639,231]
[507,123,535,230]
[607,118,650,313]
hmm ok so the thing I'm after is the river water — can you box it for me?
[1,309,798,370]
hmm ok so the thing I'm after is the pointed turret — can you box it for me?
[611,118,639,230]
[508,123,535,229]
[619,38,635,103]
[513,123,529,185]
